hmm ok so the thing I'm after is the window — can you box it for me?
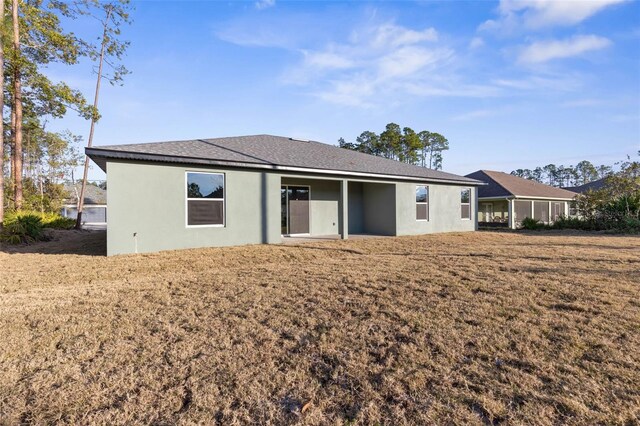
[186,172,224,226]
[461,188,471,220]
[569,201,578,217]
[416,185,429,221]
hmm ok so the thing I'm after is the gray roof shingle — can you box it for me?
[64,183,107,205]
[466,170,577,199]
[565,178,608,193]
[86,134,481,184]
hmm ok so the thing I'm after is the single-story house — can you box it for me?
[465,170,577,229]
[86,135,484,256]
[62,183,107,225]
[565,177,608,194]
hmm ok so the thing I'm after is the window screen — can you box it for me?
[551,202,562,221]
[187,172,224,226]
[460,188,471,219]
[533,201,550,223]
[416,185,429,221]
[513,200,531,225]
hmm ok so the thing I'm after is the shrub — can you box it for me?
[549,215,640,233]
[551,216,594,231]
[520,217,544,230]
[39,212,75,230]
[572,159,639,233]
[1,211,75,244]
[1,214,44,244]
[4,211,75,230]
[618,217,640,233]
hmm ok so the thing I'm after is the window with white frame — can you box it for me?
[461,188,471,220]
[416,185,429,221]
[186,172,225,226]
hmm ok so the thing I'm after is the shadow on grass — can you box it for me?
[0,229,107,256]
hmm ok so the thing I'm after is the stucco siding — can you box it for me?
[281,177,340,236]
[395,182,477,235]
[107,161,281,255]
[348,182,364,234]
[362,183,397,235]
[106,161,479,255]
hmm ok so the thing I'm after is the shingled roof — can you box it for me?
[565,178,608,193]
[64,183,107,205]
[86,135,482,185]
[466,170,577,199]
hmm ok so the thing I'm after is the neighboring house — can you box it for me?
[86,135,484,256]
[465,170,577,229]
[565,177,608,194]
[62,183,107,225]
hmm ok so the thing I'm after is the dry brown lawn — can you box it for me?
[1,230,639,425]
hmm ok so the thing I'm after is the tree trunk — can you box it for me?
[76,7,111,229]
[12,0,23,210]
[9,107,15,208]
[0,0,4,226]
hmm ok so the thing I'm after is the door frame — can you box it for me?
[281,185,311,236]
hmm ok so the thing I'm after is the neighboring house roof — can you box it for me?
[465,170,577,200]
[565,178,608,193]
[86,134,482,185]
[64,183,107,205]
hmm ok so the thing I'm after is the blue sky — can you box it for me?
[48,0,640,180]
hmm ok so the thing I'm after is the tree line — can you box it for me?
[0,0,130,229]
[338,123,450,170]
[511,160,614,188]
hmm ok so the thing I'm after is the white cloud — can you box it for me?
[315,77,377,108]
[369,24,438,48]
[518,35,611,63]
[377,46,449,78]
[469,37,485,49]
[561,98,602,107]
[278,22,457,106]
[481,0,627,31]
[217,14,592,108]
[404,82,501,98]
[303,50,356,70]
[493,74,582,91]
[610,113,639,122]
[452,109,497,121]
[255,0,275,10]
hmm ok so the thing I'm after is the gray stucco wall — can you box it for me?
[362,182,397,235]
[281,177,340,235]
[347,181,398,235]
[348,182,364,234]
[106,161,478,255]
[107,161,281,255]
[395,182,477,235]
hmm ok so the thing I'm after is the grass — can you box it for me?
[0,231,639,424]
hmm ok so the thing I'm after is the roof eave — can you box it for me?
[479,194,575,201]
[86,148,485,186]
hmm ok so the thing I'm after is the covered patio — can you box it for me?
[281,233,391,244]
[280,176,397,240]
